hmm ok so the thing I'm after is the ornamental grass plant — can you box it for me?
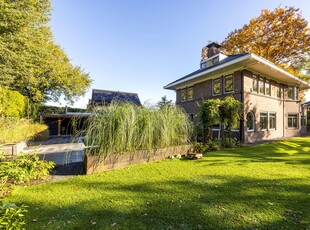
[82,102,193,157]
[0,118,48,144]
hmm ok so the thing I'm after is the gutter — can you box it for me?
[164,54,251,90]
[164,53,310,90]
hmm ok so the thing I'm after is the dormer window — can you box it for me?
[200,53,226,69]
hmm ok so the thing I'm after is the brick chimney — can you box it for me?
[201,42,221,60]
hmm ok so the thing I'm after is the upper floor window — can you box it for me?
[288,114,298,128]
[265,80,271,96]
[201,62,207,69]
[181,88,187,102]
[213,78,221,95]
[187,87,193,100]
[288,86,294,100]
[295,87,299,100]
[252,75,258,92]
[224,75,233,93]
[259,112,268,130]
[276,84,281,98]
[259,79,265,94]
[213,56,219,64]
[201,56,221,69]
[246,111,255,132]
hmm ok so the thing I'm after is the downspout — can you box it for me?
[282,84,285,138]
[240,70,244,142]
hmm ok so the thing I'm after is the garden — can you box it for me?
[3,136,310,229]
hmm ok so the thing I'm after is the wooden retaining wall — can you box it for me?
[84,145,191,174]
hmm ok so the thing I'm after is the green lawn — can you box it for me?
[5,137,310,229]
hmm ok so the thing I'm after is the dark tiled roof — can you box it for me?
[166,53,248,87]
[304,101,310,106]
[92,89,141,106]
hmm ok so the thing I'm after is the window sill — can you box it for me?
[224,91,234,94]
[247,130,254,133]
[259,129,267,131]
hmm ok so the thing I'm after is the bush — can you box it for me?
[0,201,27,229]
[221,138,238,148]
[0,87,26,118]
[0,118,48,143]
[192,142,209,153]
[82,102,193,157]
[0,152,55,185]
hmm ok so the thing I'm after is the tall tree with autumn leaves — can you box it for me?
[221,7,310,79]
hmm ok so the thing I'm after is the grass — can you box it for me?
[83,102,192,156]
[0,118,48,143]
[4,137,310,229]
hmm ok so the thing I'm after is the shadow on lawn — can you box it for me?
[17,173,310,230]
[196,139,310,167]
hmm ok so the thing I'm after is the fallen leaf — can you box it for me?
[268,202,274,206]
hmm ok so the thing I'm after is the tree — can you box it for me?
[157,96,173,108]
[198,97,243,141]
[219,96,243,138]
[221,6,310,76]
[198,99,221,141]
[0,0,91,104]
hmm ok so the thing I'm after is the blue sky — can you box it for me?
[49,0,310,108]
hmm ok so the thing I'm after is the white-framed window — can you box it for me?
[265,80,271,96]
[269,112,276,130]
[295,87,299,100]
[259,79,265,94]
[187,87,194,101]
[224,75,233,93]
[213,56,219,64]
[181,88,187,102]
[213,77,221,95]
[288,86,294,100]
[259,112,268,130]
[246,111,255,132]
[252,75,258,93]
[276,84,281,98]
[288,114,298,128]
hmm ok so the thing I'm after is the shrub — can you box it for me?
[0,152,55,185]
[192,142,209,153]
[82,102,193,157]
[0,201,27,229]
[221,138,238,148]
[0,118,48,143]
[0,87,26,118]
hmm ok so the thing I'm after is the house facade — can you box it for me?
[164,42,310,143]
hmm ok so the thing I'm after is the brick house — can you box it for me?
[164,42,310,143]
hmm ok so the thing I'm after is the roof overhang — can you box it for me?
[164,53,310,90]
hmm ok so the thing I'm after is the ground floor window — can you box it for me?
[246,111,255,132]
[259,112,268,130]
[300,116,307,126]
[288,114,298,128]
[269,112,276,130]
[301,116,306,127]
